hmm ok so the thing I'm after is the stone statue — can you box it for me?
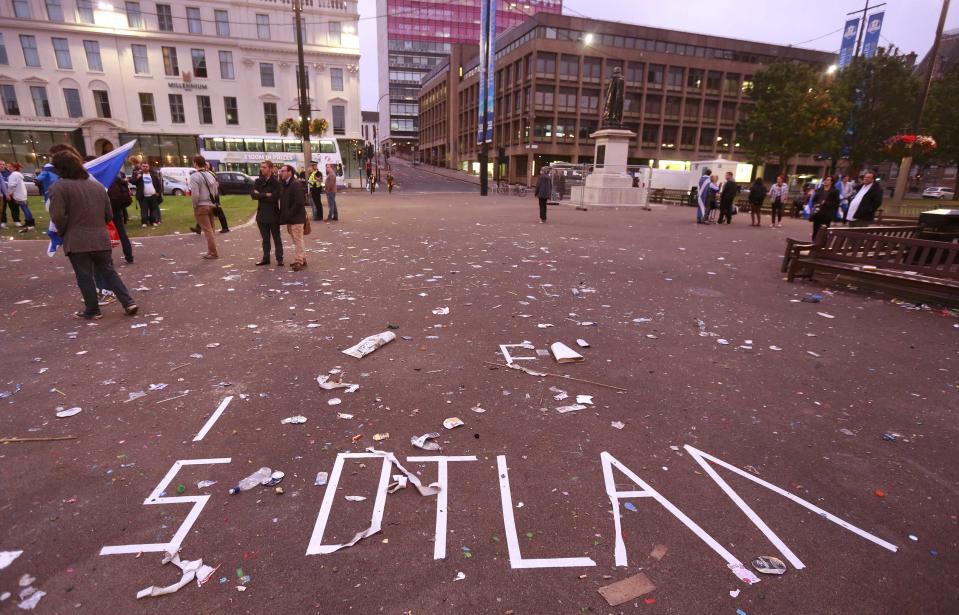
[601,67,625,128]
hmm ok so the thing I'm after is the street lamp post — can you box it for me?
[293,0,312,170]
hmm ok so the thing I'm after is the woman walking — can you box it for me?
[48,150,137,320]
[810,175,841,241]
[6,162,35,233]
[768,175,788,228]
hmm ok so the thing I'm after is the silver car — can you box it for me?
[922,186,956,200]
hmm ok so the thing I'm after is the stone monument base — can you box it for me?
[566,128,659,208]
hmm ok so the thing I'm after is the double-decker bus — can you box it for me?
[198,134,344,179]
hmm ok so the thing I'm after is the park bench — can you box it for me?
[781,226,921,275]
[787,228,959,305]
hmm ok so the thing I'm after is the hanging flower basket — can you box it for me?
[883,134,937,158]
[279,118,329,138]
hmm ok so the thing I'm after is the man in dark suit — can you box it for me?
[278,164,307,271]
[845,172,883,227]
[252,161,282,266]
[718,171,738,224]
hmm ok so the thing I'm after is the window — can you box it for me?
[0,34,8,65]
[30,86,51,117]
[215,9,230,37]
[624,91,641,113]
[224,96,238,125]
[681,126,697,148]
[328,21,341,45]
[139,92,156,122]
[156,4,173,31]
[723,73,741,95]
[256,14,270,40]
[684,98,700,120]
[12,0,30,18]
[533,119,552,139]
[559,54,578,80]
[84,40,102,71]
[93,89,111,118]
[264,102,278,132]
[62,88,81,117]
[1,84,19,115]
[645,94,662,116]
[706,71,721,91]
[665,96,682,118]
[52,37,72,69]
[626,62,643,83]
[534,84,554,108]
[330,67,344,91]
[196,95,212,124]
[582,89,599,112]
[187,7,201,34]
[162,47,178,76]
[641,124,659,146]
[661,125,678,148]
[721,103,736,123]
[191,49,207,78]
[259,62,274,87]
[168,93,184,123]
[583,57,601,80]
[647,64,664,87]
[76,0,94,23]
[687,68,703,89]
[535,52,555,77]
[332,105,345,135]
[45,0,64,21]
[699,127,716,147]
[667,66,684,88]
[132,44,149,74]
[217,51,234,79]
[557,86,576,112]
[20,35,40,67]
[703,100,718,119]
[125,2,142,28]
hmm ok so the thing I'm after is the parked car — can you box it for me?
[21,173,41,196]
[215,171,254,195]
[921,186,955,200]
[163,177,190,196]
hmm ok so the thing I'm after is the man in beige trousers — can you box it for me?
[188,155,219,259]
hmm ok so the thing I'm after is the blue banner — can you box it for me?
[477,0,489,145]
[838,18,859,69]
[862,12,884,59]
[485,1,496,144]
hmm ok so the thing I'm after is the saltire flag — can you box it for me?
[46,140,137,257]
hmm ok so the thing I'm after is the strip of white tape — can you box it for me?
[408,456,477,559]
[192,396,233,442]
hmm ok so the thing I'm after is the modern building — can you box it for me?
[375,0,563,156]
[0,0,362,173]
[361,110,378,145]
[418,13,836,185]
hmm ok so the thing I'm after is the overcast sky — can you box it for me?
[357,0,958,109]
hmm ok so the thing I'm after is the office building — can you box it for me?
[0,0,362,173]
[376,0,562,155]
[419,13,836,184]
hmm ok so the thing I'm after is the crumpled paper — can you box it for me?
[136,552,218,599]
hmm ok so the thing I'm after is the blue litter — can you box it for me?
[624,502,638,512]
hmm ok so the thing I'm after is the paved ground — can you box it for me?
[0,183,957,614]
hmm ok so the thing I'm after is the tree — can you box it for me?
[737,62,843,175]
[831,52,919,172]
[922,60,959,193]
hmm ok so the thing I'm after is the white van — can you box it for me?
[158,167,195,185]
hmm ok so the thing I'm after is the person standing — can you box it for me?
[747,177,767,227]
[535,167,551,223]
[6,163,35,233]
[696,168,715,224]
[252,161,283,266]
[107,172,134,263]
[718,171,737,225]
[839,174,855,222]
[48,150,137,320]
[325,164,338,221]
[278,164,307,271]
[365,159,373,192]
[188,155,219,259]
[0,159,11,228]
[768,175,788,228]
[134,162,162,227]
[387,171,395,193]
[845,171,883,227]
[307,161,323,221]
[207,163,229,233]
[810,175,841,241]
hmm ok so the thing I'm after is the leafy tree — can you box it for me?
[831,52,919,172]
[922,60,959,192]
[737,62,843,174]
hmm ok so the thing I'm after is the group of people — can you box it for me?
[363,160,395,195]
[694,168,883,239]
[0,161,37,231]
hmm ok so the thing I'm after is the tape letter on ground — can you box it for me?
[407,456,478,560]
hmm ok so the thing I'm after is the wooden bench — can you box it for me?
[789,229,959,305]
[782,226,921,275]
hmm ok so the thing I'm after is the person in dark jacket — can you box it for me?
[278,164,307,271]
[252,161,283,266]
[845,172,883,227]
[133,162,162,227]
[747,177,767,227]
[107,172,134,263]
[48,150,137,320]
[535,167,552,223]
[718,172,738,224]
[810,175,841,241]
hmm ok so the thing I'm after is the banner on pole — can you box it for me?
[838,18,859,69]
[862,12,884,59]
[476,0,496,145]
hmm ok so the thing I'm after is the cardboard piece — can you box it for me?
[598,572,656,606]
[0,551,22,570]
[549,342,584,363]
[136,552,217,600]
[342,332,396,359]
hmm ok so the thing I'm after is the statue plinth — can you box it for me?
[566,128,656,208]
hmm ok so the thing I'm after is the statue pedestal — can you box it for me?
[569,128,655,208]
